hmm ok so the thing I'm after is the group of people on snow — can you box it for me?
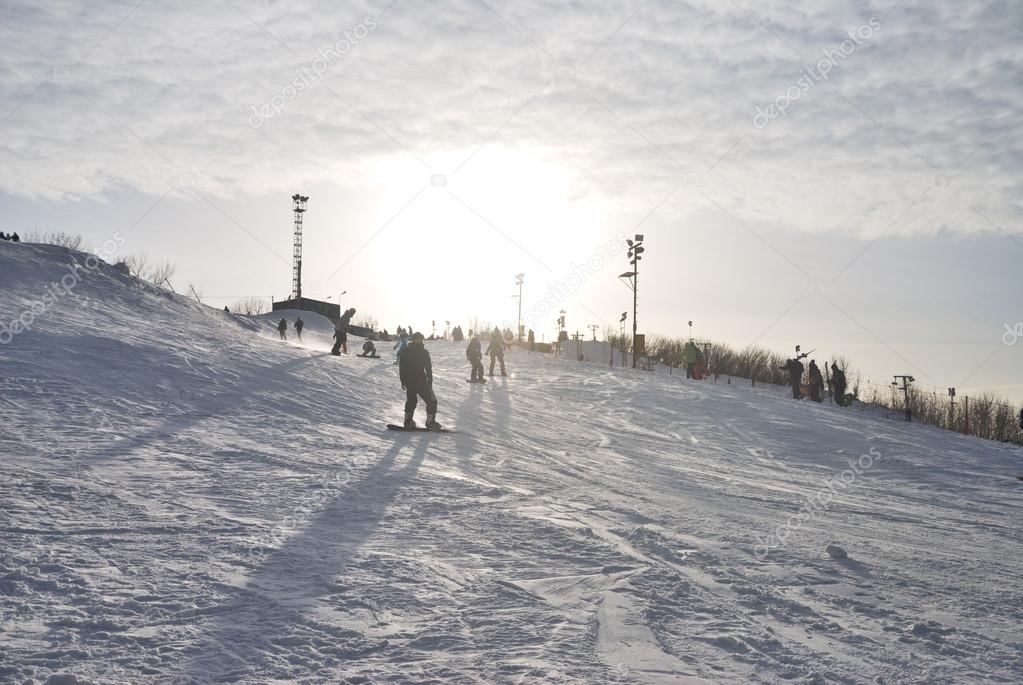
[0,231,21,242]
[780,356,847,405]
[277,316,304,341]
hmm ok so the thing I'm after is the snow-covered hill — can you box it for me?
[2,241,1022,684]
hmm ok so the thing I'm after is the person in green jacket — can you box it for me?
[682,340,700,379]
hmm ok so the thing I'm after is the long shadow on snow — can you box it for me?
[82,351,332,468]
[176,434,430,682]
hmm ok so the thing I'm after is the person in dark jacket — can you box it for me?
[486,327,507,376]
[10,232,19,242]
[294,317,304,340]
[830,362,847,406]
[399,332,440,429]
[331,307,356,355]
[277,318,288,340]
[807,360,824,402]
[527,329,535,352]
[781,358,804,399]
[360,340,378,357]
[466,334,484,382]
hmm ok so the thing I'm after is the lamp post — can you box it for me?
[515,273,525,343]
[626,235,644,367]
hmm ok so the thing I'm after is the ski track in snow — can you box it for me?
[1,242,1023,684]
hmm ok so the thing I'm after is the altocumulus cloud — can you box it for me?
[0,0,1021,237]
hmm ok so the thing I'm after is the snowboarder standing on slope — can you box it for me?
[331,307,356,355]
[399,332,440,430]
[486,327,507,376]
[808,360,824,402]
[781,358,804,399]
[277,318,287,340]
[830,362,848,406]
[527,329,535,352]
[294,317,304,341]
[467,333,485,382]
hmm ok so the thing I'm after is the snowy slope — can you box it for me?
[2,241,1023,685]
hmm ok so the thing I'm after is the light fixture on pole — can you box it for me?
[625,233,644,368]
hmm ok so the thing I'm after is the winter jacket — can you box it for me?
[399,341,432,388]
[466,338,481,361]
[486,335,504,357]
[782,359,804,383]
[682,342,700,364]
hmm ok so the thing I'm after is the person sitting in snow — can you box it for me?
[277,318,287,340]
[360,340,378,358]
[399,332,440,430]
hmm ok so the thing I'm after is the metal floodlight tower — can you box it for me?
[291,194,309,300]
[626,234,645,368]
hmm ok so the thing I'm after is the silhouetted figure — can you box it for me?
[277,318,287,340]
[486,327,506,376]
[10,232,20,242]
[781,358,804,399]
[808,360,824,402]
[467,334,484,381]
[452,326,464,342]
[360,340,378,358]
[294,317,304,340]
[830,362,847,406]
[682,340,700,379]
[332,307,355,355]
[223,306,230,313]
[527,329,535,352]
[0,232,7,241]
[399,332,440,430]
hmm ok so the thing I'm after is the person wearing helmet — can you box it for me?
[399,332,440,430]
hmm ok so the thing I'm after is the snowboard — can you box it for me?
[357,354,381,358]
[386,424,455,433]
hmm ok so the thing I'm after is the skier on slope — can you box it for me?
[682,340,700,379]
[466,333,485,382]
[331,307,356,355]
[277,318,288,340]
[294,317,304,341]
[830,362,848,406]
[807,360,824,402]
[486,327,507,376]
[399,332,441,430]
[781,358,805,399]
[393,330,410,364]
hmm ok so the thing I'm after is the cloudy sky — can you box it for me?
[2,0,1021,401]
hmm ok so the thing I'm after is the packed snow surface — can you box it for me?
[2,242,1022,684]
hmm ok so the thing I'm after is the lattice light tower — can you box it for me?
[291,194,308,299]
